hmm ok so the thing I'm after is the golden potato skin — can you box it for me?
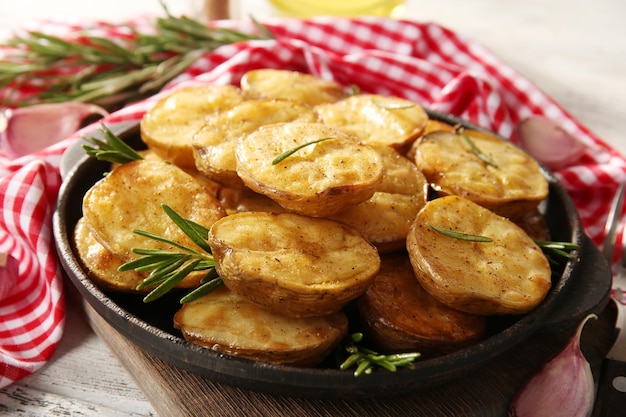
[240,69,347,106]
[414,130,549,219]
[174,286,348,366]
[82,159,226,262]
[406,196,552,316]
[140,85,246,168]
[235,122,384,217]
[73,217,146,293]
[315,94,428,153]
[192,98,318,187]
[208,212,381,318]
[358,253,486,356]
[330,145,428,253]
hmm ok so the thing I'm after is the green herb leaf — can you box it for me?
[179,275,223,304]
[337,332,421,377]
[534,240,580,260]
[161,204,213,253]
[459,129,498,168]
[117,205,222,304]
[427,223,494,242]
[272,137,334,165]
[142,259,204,303]
[82,124,144,164]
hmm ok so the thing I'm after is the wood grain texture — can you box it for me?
[0,285,157,417]
[83,297,614,417]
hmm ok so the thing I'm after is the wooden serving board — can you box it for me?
[82,299,615,417]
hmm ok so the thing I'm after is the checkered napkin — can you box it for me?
[1,15,624,388]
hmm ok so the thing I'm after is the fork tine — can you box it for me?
[603,182,626,267]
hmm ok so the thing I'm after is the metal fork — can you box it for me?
[602,182,626,305]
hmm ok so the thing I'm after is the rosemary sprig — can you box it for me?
[272,137,334,165]
[459,129,498,168]
[0,3,272,109]
[82,124,144,164]
[118,204,223,303]
[428,222,494,242]
[337,333,421,376]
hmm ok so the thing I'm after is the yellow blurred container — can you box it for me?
[268,0,405,17]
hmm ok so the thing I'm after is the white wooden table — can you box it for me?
[1,1,625,415]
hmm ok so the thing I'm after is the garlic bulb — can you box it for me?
[0,102,107,158]
[509,314,596,417]
[516,116,586,170]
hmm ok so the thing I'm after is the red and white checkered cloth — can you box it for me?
[1,15,625,388]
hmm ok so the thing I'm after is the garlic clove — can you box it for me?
[516,116,587,170]
[0,102,108,158]
[509,313,596,417]
[0,252,19,302]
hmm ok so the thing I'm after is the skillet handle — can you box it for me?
[539,234,612,330]
[592,357,626,416]
[592,299,626,416]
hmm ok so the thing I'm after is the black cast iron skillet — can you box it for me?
[53,113,611,399]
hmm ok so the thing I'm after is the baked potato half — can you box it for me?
[315,94,428,153]
[414,129,548,219]
[358,252,486,356]
[240,69,347,106]
[406,195,552,316]
[208,211,381,318]
[330,145,428,253]
[73,217,147,293]
[140,84,246,169]
[82,159,226,290]
[192,98,317,188]
[174,286,349,366]
[235,122,384,217]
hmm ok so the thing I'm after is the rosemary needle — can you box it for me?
[272,137,334,165]
[427,223,494,242]
[459,130,498,168]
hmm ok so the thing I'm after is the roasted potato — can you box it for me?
[405,118,456,160]
[216,186,286,215]
[414,129,549,219]
[140,85,246,168]
[73,217,146,293]
[406,195,552,316]
[174,286,348,366]
[235,122,384,217]
[240,69,347,106]
[116,149,223,198]
[358,253,486,355]
[330,145,428,253]
[82,159,226,289]
[192,98,318,187]
[315,94,428,153]
[208,211,381,318]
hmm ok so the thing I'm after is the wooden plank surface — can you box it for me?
[83,297,615,417]
[0,285,156,416]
